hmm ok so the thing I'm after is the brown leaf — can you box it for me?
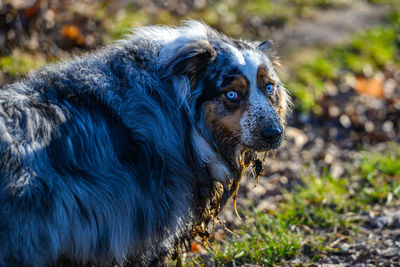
[354,76,384,98]
[191,242,202,253]
[61,25,85,45]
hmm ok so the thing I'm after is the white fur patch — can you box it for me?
[157,22,209,64]
[191,128,231,183]
[236,50,277,146]
[240,88,272,146]
[191,128,218,164]
[227,44,245,66]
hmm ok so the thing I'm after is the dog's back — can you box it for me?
[0,31,200,266]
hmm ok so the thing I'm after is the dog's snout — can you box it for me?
[261,127,282,143]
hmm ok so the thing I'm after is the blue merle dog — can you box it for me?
[0,21,290,266]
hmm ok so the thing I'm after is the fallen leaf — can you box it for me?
[191,242,202,253]
[61,25,85,45]
[354,76,384,98]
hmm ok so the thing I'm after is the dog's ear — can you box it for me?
[257,40,274,53]
[257,40,281,67]
[159,39,216,87]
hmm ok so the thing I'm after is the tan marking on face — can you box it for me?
[203,102,242,145]
[203,103,218,129]
[217,108,244,137]
[202,76,249,146]
[221,76,249,97]
[256,65,284,118]
[277,89,284,117]
[278,85,290,127]
[256,65,274,91]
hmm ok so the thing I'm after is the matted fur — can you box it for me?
[0,21,290,266]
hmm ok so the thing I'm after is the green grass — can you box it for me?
[357,145,400,206]
[280,144,400,230]
[103,4,152,41]
[185,143,400,265]
[209,212,301,266]
[279,174,352,229]
[0,50,46,76]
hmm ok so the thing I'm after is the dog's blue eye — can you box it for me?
[225,91,240,101]
[266,83,275,94]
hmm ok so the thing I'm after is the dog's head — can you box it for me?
[158,21,290,163]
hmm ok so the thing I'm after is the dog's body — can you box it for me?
[0,21,289,266]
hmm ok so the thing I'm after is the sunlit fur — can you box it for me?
[0,21,290,266]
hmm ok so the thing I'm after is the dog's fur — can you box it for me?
[0,21,290,266]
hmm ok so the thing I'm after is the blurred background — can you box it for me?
[0,0,399,265]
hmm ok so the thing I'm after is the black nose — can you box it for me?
[261,128,282,143]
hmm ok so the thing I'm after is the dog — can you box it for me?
[0,20,290,266]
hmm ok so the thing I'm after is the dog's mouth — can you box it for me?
[251,139,283,152]
[242,135,283,153]
[222,133,285,215]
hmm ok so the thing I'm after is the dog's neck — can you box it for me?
[192,128,240,173]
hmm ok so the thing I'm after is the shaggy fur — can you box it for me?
[0,21,289,266]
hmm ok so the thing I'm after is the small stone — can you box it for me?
[193,0,207,9]
[377,248,397,257]
[363,64,374,77]
[280,176,288,184]
[324,154,333,164]
[365,121,375,132]
[339,243,350,251]
[331,163,344,178]
[329,105,340,117]
[326,82,338,96]
[340,115,351,128]
[384,78,397,98]
[285,127,308,149]
[250,184,267,197]
[382,121,394,133]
